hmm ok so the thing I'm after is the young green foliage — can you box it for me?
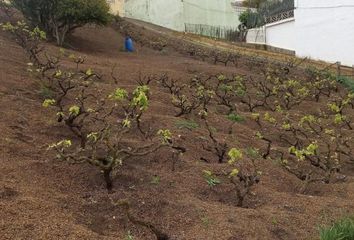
[320,217,354,240]
[202,170,221,187]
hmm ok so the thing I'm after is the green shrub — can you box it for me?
[337,76,354,93]
[320,217,354,240]
[239,9,263,29]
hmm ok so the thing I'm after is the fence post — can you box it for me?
[336,61,341,80]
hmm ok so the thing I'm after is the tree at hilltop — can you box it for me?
[11,0,111,46]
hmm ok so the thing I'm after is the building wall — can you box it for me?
[246,0,354,65]
[183,0,240,29]
[266,18,295,51]
[246,26,266,44]
[294,0,354,65]
[123,0,241,35]
[124,0,185,31]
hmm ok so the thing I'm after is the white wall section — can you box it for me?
[183,0,240,29]
[246,0,354,65]
[123,0,240,34]
[294,0,354,65]
[124,0,185,31]
[266,18,295,51]
[246,27,266,44]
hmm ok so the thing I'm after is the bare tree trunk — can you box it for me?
[235,188,244,207]
[53,25,69,46]
[103,168,113,191]
[58,25,69,46]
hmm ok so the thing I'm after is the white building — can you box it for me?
[246,0,354,66]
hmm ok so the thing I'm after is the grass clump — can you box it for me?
[246,147,260,159]
[39,85,54,99]
[320,216,354,240]
[227,113,245,123]
[175,120,199,130]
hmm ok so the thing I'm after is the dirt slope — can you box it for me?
[0,23,353,240]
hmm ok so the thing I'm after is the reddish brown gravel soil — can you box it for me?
[1,23,354,240]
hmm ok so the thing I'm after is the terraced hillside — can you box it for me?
[0,17,353,240]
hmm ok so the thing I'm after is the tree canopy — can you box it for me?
[241,0,269,9]
[11,0,111,45]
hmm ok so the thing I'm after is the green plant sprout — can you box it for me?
[203,170,221,187]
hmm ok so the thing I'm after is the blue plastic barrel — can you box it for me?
[125,37,134,52]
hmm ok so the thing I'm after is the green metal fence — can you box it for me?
[260,0,295,19]
[243,0,295,27]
